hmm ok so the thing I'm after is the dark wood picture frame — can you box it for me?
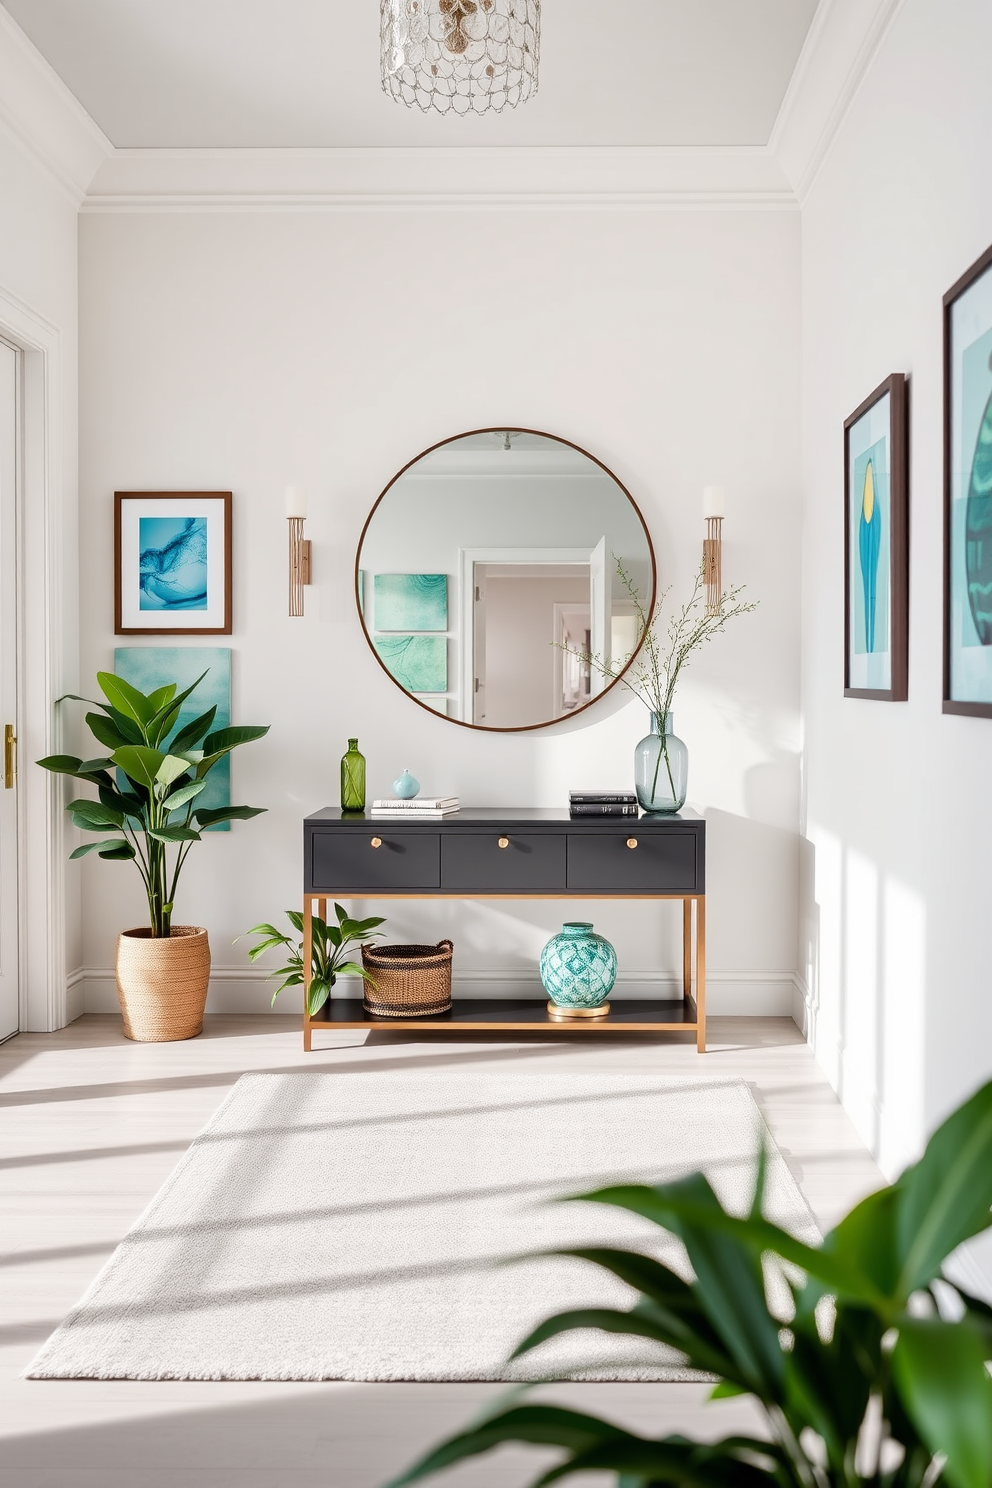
[114,491,232,636]
[943,241,992,717]
[843,373,909,701]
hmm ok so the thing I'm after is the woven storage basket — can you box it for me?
[361,940,453,1017]
[115,926,211,1042]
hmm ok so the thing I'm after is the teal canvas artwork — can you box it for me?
[374,635,447,693]
[947,249,992,709]
[115,647,232,830]
[374,573,447,631]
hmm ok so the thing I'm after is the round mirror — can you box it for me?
[356,428,656,731]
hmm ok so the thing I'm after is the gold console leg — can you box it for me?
[695,896,706,1053]
[303,894,313,1052]
[683,898,692,1000]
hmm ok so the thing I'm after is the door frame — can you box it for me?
[0,286,71,1033]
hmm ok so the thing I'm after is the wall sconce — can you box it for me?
[285,485,311,617]
[702,485,724,615]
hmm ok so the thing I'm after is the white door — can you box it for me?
[472,567,487,723]
[0,340,19,1039]
[589,536,609,696]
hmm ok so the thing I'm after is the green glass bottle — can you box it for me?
[340,738,366,812]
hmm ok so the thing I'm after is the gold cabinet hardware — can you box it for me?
[370,836,382,848]
[497,836,509,849]
[626,837,638,850]
[3,724,14,789]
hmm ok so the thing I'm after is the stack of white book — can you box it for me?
[369,796,460,818]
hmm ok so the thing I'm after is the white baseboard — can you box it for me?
[75,966,797,1017]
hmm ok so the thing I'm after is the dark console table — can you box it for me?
[301,807,706,1050]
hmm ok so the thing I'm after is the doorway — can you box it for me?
[0,338,19,1039]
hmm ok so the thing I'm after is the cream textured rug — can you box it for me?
[27,1072,818,1382]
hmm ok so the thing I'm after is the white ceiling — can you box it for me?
[2,0,820,150]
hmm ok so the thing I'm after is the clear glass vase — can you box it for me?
[634,712,687,813]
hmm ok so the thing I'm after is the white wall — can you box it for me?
[799,0,992,1181]
[77,204,802,1013]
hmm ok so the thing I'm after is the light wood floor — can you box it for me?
[1,1015,883,1488]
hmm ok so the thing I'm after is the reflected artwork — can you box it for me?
[374,635,448,693]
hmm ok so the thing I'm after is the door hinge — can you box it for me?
[3,724,15,789]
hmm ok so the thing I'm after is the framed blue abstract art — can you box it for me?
[115,492,232,635]
[114,647,233,829]
[844,374,909,701]
[944,242,992,717]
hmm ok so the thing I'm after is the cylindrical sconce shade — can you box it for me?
[285,485,308,519]
[702,485,725,519]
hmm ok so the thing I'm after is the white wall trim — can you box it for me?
[768,0,909,202]
[81,145,798,211]
[0,285,69,1032]
[76,965,797,1017]
[0,5,111,205]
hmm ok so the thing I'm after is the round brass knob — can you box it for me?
[626,837,638,850]
[498,836,509,849]
[370,836,382,849]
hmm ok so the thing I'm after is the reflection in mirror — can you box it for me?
[357,430,655,731]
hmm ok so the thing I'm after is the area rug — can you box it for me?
[27,1073,818,1382]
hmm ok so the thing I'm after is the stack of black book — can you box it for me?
[569,790,639,818]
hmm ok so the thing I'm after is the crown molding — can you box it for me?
[768,0,909,203]
[0,4,111,204]
[80,145,797,212]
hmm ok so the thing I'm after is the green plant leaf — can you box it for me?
[383,1404,634,1488]
[147,671,209,746]
[306,978,330,1016]
[69,838,128,859]
[36,753,83,774]
[202,724,270,754]
[161,781,207,811]
[97,840,136,860]
[147,825,201,843]
[96,671,157,727]
[192,805,266,828]
[532,1434,784,1488]
[894,1080,992,1298]
[169,705,217,753]
[892,1317,992,1488]
[147,683,177,712]
[155,753,193,789]
[66,798,125,829]
[333,961,371,981]
[85,709,141,751]
[111,745,166,789]
[77,758,115,775]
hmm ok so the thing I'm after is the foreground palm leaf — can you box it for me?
[39,669,268,936]
[387,1079,992,1488]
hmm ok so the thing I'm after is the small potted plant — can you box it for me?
[239,904,386,1015]
[38,669,268,1041]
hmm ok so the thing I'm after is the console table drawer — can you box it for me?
[441,833,566,891]
[310,831,440,892]
[567,831,698,893]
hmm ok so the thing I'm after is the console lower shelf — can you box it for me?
[312,996,698,1033]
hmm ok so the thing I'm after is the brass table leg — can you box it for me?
[303,894,313,1052]
[683,898,692,1000]
[696,895,706,1053]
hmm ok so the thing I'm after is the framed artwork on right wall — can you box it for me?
[944,241,992,717]
[844,372,909,700]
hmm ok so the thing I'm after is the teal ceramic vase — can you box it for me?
[392,769,420,799]
[539,922,617,1010]
[634,711,688,813]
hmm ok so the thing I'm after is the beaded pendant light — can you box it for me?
[380,0,540,115]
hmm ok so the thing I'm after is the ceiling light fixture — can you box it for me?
[381,0,540,115]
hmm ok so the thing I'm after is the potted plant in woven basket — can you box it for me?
[39,669,268,1042]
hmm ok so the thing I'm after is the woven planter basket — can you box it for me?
[115,926,211,1042]
[361,940,453,1017]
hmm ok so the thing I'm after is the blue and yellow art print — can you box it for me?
[374,634,447,693]
[373,573,448,632]
[114,647,232,830]
[847,394,892,691]
[948,251,992,707]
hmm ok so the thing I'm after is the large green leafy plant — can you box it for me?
[39,670,268,937]
[391,1079,992,1488]
[239,904,386,1017]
